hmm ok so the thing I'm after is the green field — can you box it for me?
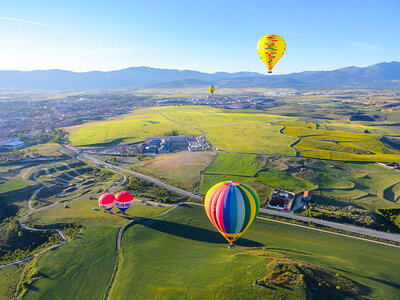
[109,205,400,299]
[0,264,24,300]
[65,105,400,162]
[309,160,400,210]
[199,170,316,196]
[199,153,317,201]
[0,178,31,194]
[282,122,400,162]
[205,153,259,176]
[26,143,64,157]
[24,226,119,300]
[26,197,169,227]
[66,106,298,156]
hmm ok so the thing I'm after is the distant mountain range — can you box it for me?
[0,61,399,90]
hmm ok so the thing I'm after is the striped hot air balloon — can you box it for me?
[204,181,260,248]
[98,193,115,212]
[115,191,134,213]
[257,34,286,73]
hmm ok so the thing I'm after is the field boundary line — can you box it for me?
[104,204,178,300]
[257,216,400,249]
[167,202,400,248]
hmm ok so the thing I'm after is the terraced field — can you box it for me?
[310,160,400,210]
[281,121,400,162]
[199,153,317,203]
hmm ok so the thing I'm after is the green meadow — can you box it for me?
[205,153,259,176]
[19,204,400,300]
[66,106,298,156]
[199,153,317,202]
[24,226,119,300]
[65,105,400,162]
[0,178,31,194]
[310,160,400,210]
[111,205,400,299]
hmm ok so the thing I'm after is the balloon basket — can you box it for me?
[228,243,235,249]
[268,71,272,74]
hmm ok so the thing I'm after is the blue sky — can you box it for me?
[0,0,399,74]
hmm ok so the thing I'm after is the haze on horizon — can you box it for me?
[0,0,399,75]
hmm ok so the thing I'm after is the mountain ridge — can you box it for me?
[0,61,399,90]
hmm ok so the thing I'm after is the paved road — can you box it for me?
[64,144,400,243]
[0,158,129,270]
[79,152,202,200]
[259,208,400,243]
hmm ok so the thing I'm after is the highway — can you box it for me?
[79,151,202,200]
[259,208,400,243]
[66,144,400,244]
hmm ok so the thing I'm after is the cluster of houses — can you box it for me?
[267,189,311,212]
[116,135,209,156]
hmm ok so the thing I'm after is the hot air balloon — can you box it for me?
[115,191,134,213]
[209,85,215,94]
[257,34,286,73]
[204,181,260,249]
[98,193,115,212]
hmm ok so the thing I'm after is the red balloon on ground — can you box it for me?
[98,193,115,211]
[115,191,134,213]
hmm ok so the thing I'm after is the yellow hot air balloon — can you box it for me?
[257,34,286,73]
[209,85,215,94]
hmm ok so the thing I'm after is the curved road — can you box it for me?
[79,152,202,200]
[0,166,128,270]
[72,145,400,244]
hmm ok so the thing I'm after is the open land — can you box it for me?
[23,204,400,300]
[2,91,400,299]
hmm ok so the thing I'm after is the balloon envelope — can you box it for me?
[115,191,134,213]
[204,181,260,243]
[209,85,215,94]
[257,34,286,73]
[98,193,115,211]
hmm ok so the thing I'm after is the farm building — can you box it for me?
[303,190,312,201]
[267,189,295,212]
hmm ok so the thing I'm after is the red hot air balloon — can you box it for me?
[98,193,115,212]
[115,191,134,213]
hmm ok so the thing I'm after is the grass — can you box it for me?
[282,122,400,162]
[26,197,169,227]
[25,143,63,157]
[310,160,400,210]
[65,105,400,162]
[132,151,216,192]
[23,226,119,300]
[205,153,259,176]
[65,110,197,147]
[66,106,298,156]
[199,153,316,200]
[109,204,400,299]
[199,171,315,198]
[0,178,31,194]
[0,264,24,300]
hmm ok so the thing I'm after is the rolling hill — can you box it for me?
[0,61,399,90]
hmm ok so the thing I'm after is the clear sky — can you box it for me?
[0,0,399,74]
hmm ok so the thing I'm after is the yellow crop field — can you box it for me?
[65,106,400,162]
[282,122,400,162]
[66,106,298,156]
